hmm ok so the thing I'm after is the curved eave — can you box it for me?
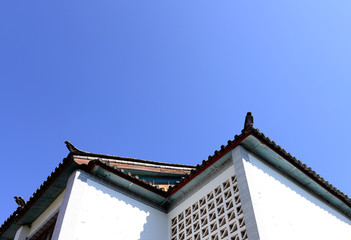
[165,132,252,205]
[241,134,351,218]
[87,161,169,205]
[66,141,195,169]
[0,156,82,240]
[166,151,233,206]
[2,126,351,240]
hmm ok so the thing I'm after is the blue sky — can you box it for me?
[1,1,351,224]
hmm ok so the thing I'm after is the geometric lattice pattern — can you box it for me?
[171,175,248,240]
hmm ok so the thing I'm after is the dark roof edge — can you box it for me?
[2,119,350,237]
[0,155,77,237]
[86,160,168,198]
[167,130,252,197]
[249,128,351,208]
[65,141,196,169]
[165,124,351,212]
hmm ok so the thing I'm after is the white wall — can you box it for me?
[243,152,351,240]
[55,170,167,240]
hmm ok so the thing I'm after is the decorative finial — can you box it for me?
[65,141,81,153]
[244,112,254,130]
[14,196,26,208]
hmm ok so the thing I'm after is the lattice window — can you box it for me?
[171,175,248,240]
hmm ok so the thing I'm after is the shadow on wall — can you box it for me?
[246,152,351,227]
[75,172,152,240]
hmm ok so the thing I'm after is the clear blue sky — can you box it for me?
[1,1,351,224]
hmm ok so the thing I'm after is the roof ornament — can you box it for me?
[244,112,254,131]
[65,141,84,154]
[14,196,25,208]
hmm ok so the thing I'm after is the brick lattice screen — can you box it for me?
[171,175,248,240]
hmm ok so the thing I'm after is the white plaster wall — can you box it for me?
[167,164,235,239]
[243,152,351,240]
[56,170,167,240]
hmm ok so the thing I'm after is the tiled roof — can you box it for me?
[81,121,351,208]
[248,126,351,206]
[167,125,351,207]
[86,160,169,197]
[1,113,350,238]
[65,141,195,169]
[166,130,252,196]
[0,156,75,239]
[0,146,195,238]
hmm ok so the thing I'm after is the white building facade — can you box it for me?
[2,115,351,240]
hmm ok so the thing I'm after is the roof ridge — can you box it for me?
[166,115,351,208]
[1,113,350,239]
[167,129,251,194]
[65,141,196,168]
